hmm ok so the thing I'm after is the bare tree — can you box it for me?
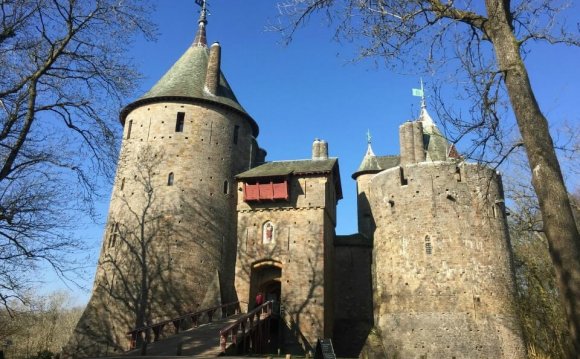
[276,1,580,355]
[0,291,83,359]
[506,150,576,358]
[0,0,154,310]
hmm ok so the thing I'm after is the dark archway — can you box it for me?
[250,260,282,309]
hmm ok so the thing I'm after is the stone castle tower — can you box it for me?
[353,105,526,357]
[65,7,526,358]
[65,8,265,356]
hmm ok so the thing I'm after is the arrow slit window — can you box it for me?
[175,112,185,132]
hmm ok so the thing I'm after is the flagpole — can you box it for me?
[420,77,425,109]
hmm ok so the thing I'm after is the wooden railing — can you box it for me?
[219,300,273,354]
[126,301,241,350]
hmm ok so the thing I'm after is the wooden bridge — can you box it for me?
[123,301,274,357]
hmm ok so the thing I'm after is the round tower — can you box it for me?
[369,161,526,356]
[65,8,261,356]
[352,132,400,239]
[353,137,380,239]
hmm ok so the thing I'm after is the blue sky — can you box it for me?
[47,1,579,305]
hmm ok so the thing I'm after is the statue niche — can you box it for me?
[262,221,275,244]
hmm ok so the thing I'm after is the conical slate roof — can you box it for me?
[352,142,400,179]
[120,11,258,135]
[138,44,245,111]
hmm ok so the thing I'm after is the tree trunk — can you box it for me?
[485,1,580,356]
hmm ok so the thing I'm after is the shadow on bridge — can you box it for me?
[123,301,275,357]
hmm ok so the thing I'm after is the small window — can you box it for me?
[233,125,240,144]
[120,178,125,190]
[167,172,174,186]
[126,120,133,139]
[223,180,229,194]
[399,167,408,186]
[109,223,119,248]
[425,236,432,255]
[175,112,185,132]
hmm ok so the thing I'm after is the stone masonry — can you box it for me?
[369,160,526,358]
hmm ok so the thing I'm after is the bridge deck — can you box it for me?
[123,313,245,357]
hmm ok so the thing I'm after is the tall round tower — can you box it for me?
[65,7,262,357]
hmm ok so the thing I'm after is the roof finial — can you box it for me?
[193,0,208,47]
[197,0,208,24]
[365,130,375,156]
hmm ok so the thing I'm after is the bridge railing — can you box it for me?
[219,300,273,354]
[126,301,241,350]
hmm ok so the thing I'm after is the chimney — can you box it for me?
[205,42,221,95]
[412,121,425,162]
[399,122,415,165]
[319,140,329,159]
[312,139,321,160]
[312,139,328,160]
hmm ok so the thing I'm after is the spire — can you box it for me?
[352,131,381,179]
[419,104,435,127]
[193,0,208,47]
[366,129,375,157]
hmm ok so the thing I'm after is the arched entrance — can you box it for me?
[250,260,282,310]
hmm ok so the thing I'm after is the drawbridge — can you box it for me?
[120,301,274,357]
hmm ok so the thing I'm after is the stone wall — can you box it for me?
[333,235,373,357]
[368,161,526,358]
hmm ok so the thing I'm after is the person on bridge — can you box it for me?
[255,291,264,307]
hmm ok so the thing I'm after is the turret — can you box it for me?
[352,132,399,238]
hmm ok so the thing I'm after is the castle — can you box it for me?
[65,6,527,358]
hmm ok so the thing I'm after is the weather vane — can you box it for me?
[195,0,209,19]
[367,129,372,144]
[412,77,426,109]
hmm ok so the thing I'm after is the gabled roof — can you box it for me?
[237,159,337,179]
[236,159,343,199]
